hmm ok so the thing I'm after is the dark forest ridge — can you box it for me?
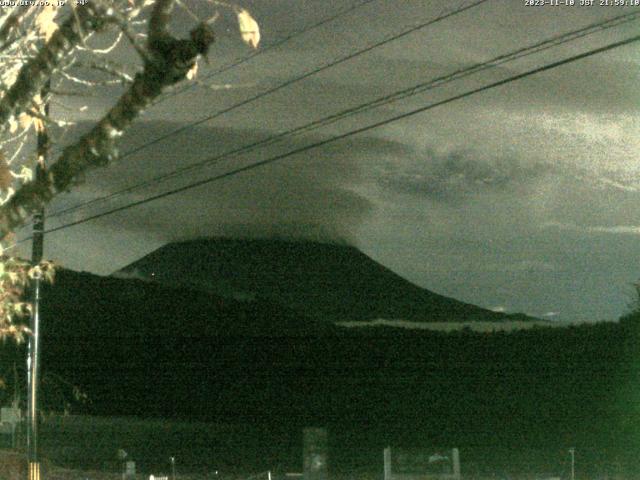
[116,237,539,323]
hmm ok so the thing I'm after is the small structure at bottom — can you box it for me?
[384,447,461,480]
[303,428,328,480]
[125,461,136,479]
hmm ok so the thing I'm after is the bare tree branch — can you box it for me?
[0,3,115,136]
[0,2,216,240]
[68,59,135,83]
[0,6,36,51]
[148,0,175,42]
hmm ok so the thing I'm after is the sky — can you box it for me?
[11,0,640,323]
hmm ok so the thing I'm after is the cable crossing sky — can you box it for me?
[36,31,640,239]
[45,10,640,223]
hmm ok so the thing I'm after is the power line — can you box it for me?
[48,0,380,156]
[119,0,489,158]
[311,10,640,126]
[45,0,491,220]
[46,10,640,221]
[38,32,640,238]
[160,0,382,101]
[127,0,489,156]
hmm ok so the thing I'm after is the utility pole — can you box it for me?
[27,81,49,480]
[569,448,575,480]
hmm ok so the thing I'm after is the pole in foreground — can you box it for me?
[569,448,575,480]
[27,84,49,480]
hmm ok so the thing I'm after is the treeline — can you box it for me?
[2,264,639,476]
[30,317,640,474]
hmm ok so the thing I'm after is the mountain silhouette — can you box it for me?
[116,237,536,323]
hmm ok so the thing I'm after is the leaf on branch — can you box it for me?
[186,60,198,80]
[12,166,33,183]
[237,8,260,49]
[16,112,44,133]
[31,93,46,132]
[38,260,55,283]
[33,116,45,133]
[8,117,17,134]
[35,4,59,41]
[6,271,19,285]
[12,302,32,317]
[18,113,33,131]
[5,325,28,344]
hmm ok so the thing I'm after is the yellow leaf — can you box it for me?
[186,61,198,81]
[17,113,32,131]
[237,9,260,49]
[32,93,43,109]
[35,5,58,41]
[33,117,45,133]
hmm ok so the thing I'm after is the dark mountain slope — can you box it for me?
[117,237,536,323]
[41,268,337,337]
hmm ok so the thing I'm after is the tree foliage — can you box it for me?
[0,0,260,340]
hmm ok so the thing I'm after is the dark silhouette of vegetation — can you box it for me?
[2,267,632,476]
